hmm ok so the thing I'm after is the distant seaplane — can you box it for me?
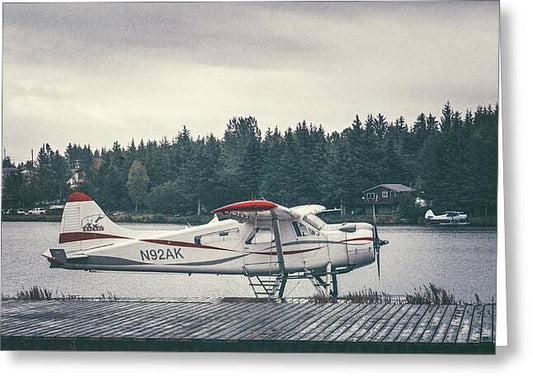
[424,209,469,225]
[42,192,389,298]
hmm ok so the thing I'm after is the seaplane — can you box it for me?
[42,192,388,298]
[424,209,469,225]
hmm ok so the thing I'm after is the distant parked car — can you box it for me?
[16,209,28,216]
[47,205,65,215]
[27,208,46,215]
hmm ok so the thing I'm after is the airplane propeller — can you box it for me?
[372,205,389,279]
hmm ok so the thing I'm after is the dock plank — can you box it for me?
[147,301,242,339]
[431,305,456,343]
[1,300,496,353]
[174,301,263,339]
[395,305,429,342]
[284,303,348,341]
[100,302,201,338]
[308,303,367,342]
[456,305,475,343]
[275,303,338,341]
[124,301,215,338]
[260,303,326,341]
[206,302,288,340]
[420,305,448,343]
[444,305,466,343]
[382,305,421,343]
[370,304,412,343]
[335,304,391,342]
[323,304,379,342]
[299,302,359,341]
[480,305,494,343]
[408,305,439,343]
[468,305,484,343]
[359,304,403,342]
[235,303,312,341]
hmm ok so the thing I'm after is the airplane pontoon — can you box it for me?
[43,192,388,298]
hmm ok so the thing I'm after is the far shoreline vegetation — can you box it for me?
[2,102,498,225]
[1,212,497,226]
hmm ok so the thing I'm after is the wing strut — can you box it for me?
[271,210,288,298]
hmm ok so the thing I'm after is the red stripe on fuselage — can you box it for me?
[140,239,232,251]
[141,239,320,255]
[254,247,321,255]
[343,237,374,242]
[58,233,322,257]
[59,232,130,243]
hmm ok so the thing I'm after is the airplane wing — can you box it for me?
[289,204,327,217]
[212,200,296,222]
[213,200,293,276]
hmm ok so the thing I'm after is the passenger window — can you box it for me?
[195,228,240,245]
[246,227,274,244]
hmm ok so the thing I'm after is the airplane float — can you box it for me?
[43,192,388,298]
[424,209,469,225]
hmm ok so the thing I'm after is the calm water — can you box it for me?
[1,222,497,302]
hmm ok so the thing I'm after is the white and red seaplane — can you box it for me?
[43,192,388,298]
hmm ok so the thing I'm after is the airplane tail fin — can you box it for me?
[59,192,133,249]
[424,209,435,220]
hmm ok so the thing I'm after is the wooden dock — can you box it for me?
[0,299,496,353]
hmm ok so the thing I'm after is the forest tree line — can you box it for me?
[2,102,498,218]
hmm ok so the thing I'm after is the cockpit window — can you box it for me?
[292,221,315,237]
[292,221,302,237]
[303,214,325,230]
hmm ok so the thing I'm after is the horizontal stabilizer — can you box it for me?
[49,248,67,264]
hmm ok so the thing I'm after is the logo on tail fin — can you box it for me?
[82,214,105,231]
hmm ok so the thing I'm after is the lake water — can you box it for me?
[1,222,497,302]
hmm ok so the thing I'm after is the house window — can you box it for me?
[382,191,389,198]
[366,192,376,201]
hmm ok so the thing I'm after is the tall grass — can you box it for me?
[308,288,393,304]
[15,285,53,300]
[344,288,393,303]
[3,286,119,301]
[308,292,337,304]
[308,283,460,304]
[405,283,456,305]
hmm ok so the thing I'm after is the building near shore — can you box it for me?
[362,183,415,215]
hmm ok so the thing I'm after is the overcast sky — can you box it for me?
[2,1,499,163]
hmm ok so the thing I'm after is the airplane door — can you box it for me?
[243,226,279,275]
[290,221,321,271]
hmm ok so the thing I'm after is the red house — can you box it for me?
[363,183,415,214]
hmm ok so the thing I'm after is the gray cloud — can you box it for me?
[2,1,499,163]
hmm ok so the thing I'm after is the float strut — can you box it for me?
[332,273,339,299]
[326,262,332,297]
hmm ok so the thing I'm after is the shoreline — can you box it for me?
[1,213,497,227]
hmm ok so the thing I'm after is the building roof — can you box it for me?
[363,183,415,193]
